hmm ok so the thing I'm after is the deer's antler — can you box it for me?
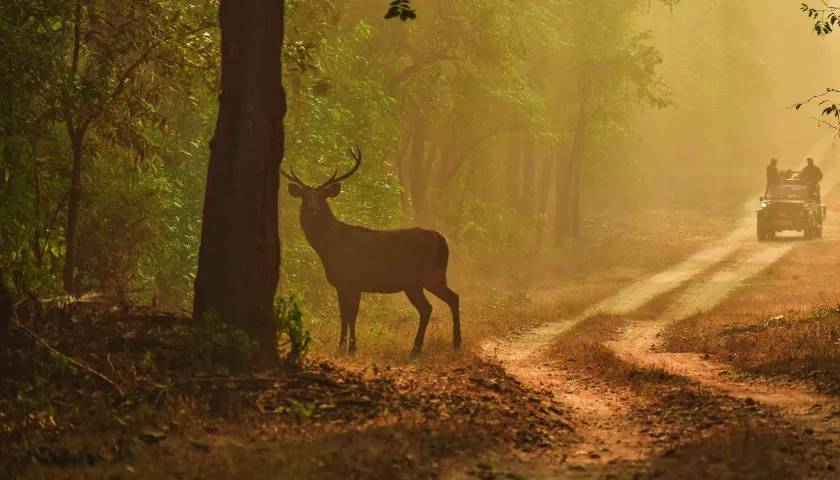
[319,146,362,188]
[280,163,308,187]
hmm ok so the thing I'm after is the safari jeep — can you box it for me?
[757,176,826,241]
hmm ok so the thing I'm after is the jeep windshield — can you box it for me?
[766,183,810,200]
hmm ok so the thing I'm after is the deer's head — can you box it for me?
[282,147,362,217]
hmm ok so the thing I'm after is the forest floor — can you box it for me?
[4,150,840,478]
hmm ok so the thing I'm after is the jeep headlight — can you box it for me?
[761,201,768,208]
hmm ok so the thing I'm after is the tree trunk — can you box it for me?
[555,95,589,243]
[0,268,10,346]
[506,132,521,207]
[407,122,429,224]
[193,0,286,363]
[567,152,582,237]
[535,154,553,218]
[553,147,571,243]
[520,136,535,213]
[62,135,83,293]
[394,134,413,215]
[534,153,553,249]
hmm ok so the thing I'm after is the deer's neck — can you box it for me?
[300,204,343,255]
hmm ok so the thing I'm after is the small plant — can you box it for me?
[45,351,79,377]
[191,308,253,368]
[141,351,157,373]
[274,295,311,366]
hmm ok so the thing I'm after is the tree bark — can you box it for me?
[62,135,83,293]
[0,268,10,346]
[193,0,286,363]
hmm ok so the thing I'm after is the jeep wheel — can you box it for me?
[816,224,823,238]
[804,223,815,240]
[757,222,766,241]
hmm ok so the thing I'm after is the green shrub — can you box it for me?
[274,295,311,366]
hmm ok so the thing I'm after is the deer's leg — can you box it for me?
[337,291,348,351]
[425,283,461,350]
[338,289,361,354]
[405,287,433,354]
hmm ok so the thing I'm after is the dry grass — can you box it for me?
[669,308,840,394]
[640,423,837,480]
[663,201,840,394]
[548,314,686,392]
[563,340,686,390]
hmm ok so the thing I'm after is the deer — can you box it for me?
[282,147,461,354]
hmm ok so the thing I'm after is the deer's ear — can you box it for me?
[288,183,304,198]
[324,183,342,198]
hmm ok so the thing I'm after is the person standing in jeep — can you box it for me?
[766,158,780,193]
[801,157,823,184]
[800,157,823,198]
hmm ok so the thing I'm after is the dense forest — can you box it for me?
[1,0,833,318]
[0,0,688,355]
[3,1,840,478]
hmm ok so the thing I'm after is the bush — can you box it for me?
[190,308,253,369]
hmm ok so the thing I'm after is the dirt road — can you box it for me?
[481,138,840,478]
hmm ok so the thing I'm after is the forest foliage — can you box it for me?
[1,0,755,328]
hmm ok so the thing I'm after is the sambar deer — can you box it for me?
[282,147,461,354]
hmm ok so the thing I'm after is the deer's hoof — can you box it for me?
[410,346,422,356]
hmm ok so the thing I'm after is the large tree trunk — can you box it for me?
[62,135,83,293]
[193,0,286,363]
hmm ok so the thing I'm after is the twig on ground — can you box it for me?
[106,352,130,386]
[14,313,126,397]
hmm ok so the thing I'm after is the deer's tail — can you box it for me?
[433,232,449,269]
